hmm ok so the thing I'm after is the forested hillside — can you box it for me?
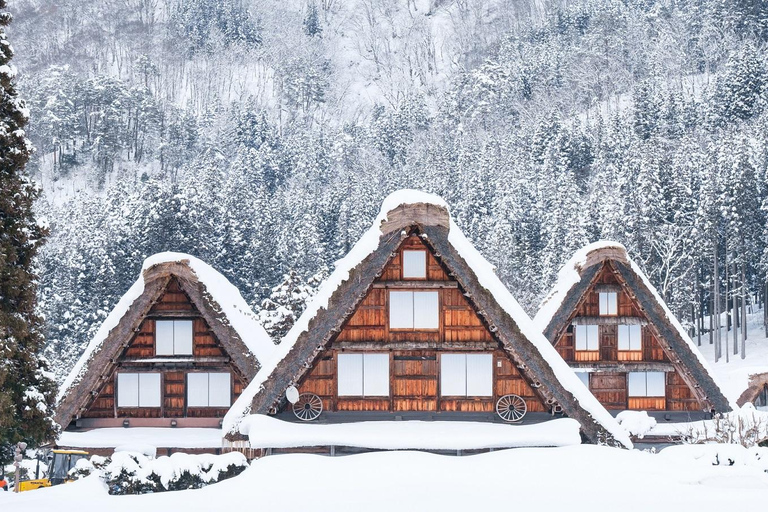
[8,0,768,379]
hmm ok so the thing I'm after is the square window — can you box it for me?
[628,372,666,397]
[575,325,599,351]
[338,353,389,396]
[440,353,493,397]
[389,291,439,330]
[187,372,231,407]
[156,320,194,355]
[618,325,642,351]
[402,250,427,279]
[599,292,617,315]
[117,373,160,407]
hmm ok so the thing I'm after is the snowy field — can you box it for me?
[2,446,767,512]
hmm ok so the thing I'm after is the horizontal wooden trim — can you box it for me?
[569,362,675,372]
[333,341,498,351]
[594,284,622,293]
[571,316,648,326]
[628,397,666,410]
[372,281,459,289]
[120,357,230,364]
[74,417,223,428]
[147,312,202,319]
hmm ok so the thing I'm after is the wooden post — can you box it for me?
[741,262,747,359]
[713,240,720,362]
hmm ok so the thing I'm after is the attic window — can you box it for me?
[574,325,599,351]
[156,320,193,355]
[628,372,665,397]
[599,292,617,316]
[117,373,161,408]
[618,325,642,351]
[402,250,427,279]
[389,291,439,329]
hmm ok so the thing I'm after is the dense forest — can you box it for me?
[7,0,768,379]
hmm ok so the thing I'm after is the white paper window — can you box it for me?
[466,354,493,396]
[117,373,139,407]
[440,354,466,396]
[155,320,193,355]
[117,373,161,407]
[402,250,427,279]
[187,372,231,407]
[576,372,590,389]
[389,291,438,329]
[618,325,642,351]
[441,353,492,397]
[599,292,618,315]
[575,325,599,351]
[628,372,665,397]
[389,291,413,329]
[338,353,389,396]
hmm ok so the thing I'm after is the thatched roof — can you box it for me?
[55,253,275,430]
[534,241,733,413]
[225,190,632,448]
[736,373,768,407]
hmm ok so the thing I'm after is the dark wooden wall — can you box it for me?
[553,264,700,411]
[80,278,245,420]
[298,235,548,414]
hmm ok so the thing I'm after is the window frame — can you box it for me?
[186,372,232,408]
[155,319,194,356]
[618,324,642,352]
[116,372,162,408]
[337,353,391,397]
[598,292,618,316]
[439,353,493,398]
[627,371,666,398]
[574,324,600,351]
[401,249,428,280]
[388,290,440,331]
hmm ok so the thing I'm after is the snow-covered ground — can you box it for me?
[2,445,766,511]
[58,428,225,450]
[698,309,768,404]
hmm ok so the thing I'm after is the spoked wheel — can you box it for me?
[496,394,527,422]
[292,393,323,421]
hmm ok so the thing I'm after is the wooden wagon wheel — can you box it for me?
[292,393,323,421]
[496,394,527,422]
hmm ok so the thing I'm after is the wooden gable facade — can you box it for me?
[536,244,731,415]
[297,234,549,415]
[77,278,247,427]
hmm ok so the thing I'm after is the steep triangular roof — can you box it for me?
[534,241,733,413]
[225,191,632,448]
[55,252,275,430]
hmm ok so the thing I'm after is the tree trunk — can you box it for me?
[713,239,720,362]
[741,262,747,359]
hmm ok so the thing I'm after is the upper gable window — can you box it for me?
[156,320,193,355]
[402,250,427,279]
[618,325,642,351]
[389,291,439,329]
[599,292,617,316]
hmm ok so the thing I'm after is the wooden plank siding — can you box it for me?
[296,235,550,415]
[80,277,247,421]
[553,263,702,411]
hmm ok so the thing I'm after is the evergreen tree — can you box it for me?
[303,1,322,38]
[0,2,57,465]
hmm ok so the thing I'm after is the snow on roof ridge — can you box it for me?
[58,252,274,403]
[225,196,632,448]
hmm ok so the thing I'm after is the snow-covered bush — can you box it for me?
[616,411,657,439]
[70,451,248,494]
[680,405,768,448]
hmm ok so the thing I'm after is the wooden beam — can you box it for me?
[569,362,676,372]
[332,341,498,351]
[372,281,459,289]
[571,316,648,326]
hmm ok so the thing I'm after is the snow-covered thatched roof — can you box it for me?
[534,241,733,413]
[55,253,275,430]
[225,190,632,448]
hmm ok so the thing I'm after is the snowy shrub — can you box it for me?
[75,451,248,494]
[680,405,768,448]
[616,411,657,439]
